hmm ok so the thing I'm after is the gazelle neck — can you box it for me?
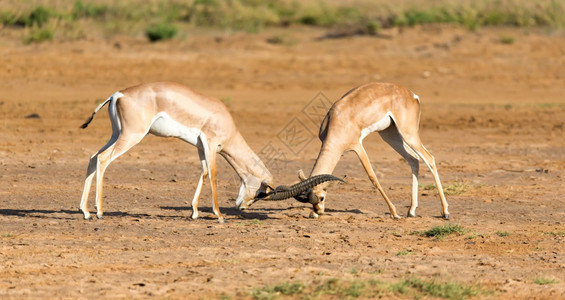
[309,144,343,177]
[221,132,273,188]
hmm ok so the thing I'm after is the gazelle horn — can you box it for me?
[258,174,345,201]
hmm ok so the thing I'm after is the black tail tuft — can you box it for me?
[80,113,95,129]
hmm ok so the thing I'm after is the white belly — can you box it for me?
[149,112,202,146]
[360,112,392,141]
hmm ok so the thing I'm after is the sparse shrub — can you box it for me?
[23,27,54,44]
[499,35,515,44]
[17,6,52,28]
[365,20,380,35]
[145,22,178,42]
[266,35,284,44]
[72,0,108,19]
[0,11,18,26]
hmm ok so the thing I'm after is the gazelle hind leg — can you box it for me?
[413,145,449,219]
[191,147,208,220]
[200,136,224,223]
[94,132,147,219]
[79,133,121,219]
[400,134,450,219]
[353,143,401,219]
[79,154,98,219]
[379,125,420,217]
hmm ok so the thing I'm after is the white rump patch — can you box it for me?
[149,112,202,146]
[360,112,393,141]
[413,93,420,103]
[112,91,124,99]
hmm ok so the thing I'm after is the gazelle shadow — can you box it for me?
[160,206,273,220]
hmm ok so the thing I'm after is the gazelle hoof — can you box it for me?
[97,215,104,220]
[442,213,450,220]
[83,215,92,220]
[309,211,319,219]
[218,218,227,223]
[391,214,402,220]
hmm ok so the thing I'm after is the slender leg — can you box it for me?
[400,134,450,219]
[412,145,449,219]
[379,124,421,217]
[79,132,121,219]
[191,148,208,220]
[79,154,99,220]
[94,132,146,219]
[201,138,224,223]
[352,143,401,219]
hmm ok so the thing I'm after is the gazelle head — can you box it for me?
[306,182,330,215]
[250,174,344,215]
[235,176,273,211]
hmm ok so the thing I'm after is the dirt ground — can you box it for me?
[1,24,564,299]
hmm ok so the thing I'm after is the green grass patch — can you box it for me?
[236,219,264,226]
[533,277,558,285]
[499,35,515,44]
[252,277,487,299]
[544,231,565,236]
[396,249,413,256]
[414,224,467,240]
[18,5,53,28]
[251,281,305,300]
[421,180,470,196]
[1,233,13,238]
[3,0,565,44]
[72,0,108,19]
[23,27,54,44]
[395,277,483,299]
[443,181,470,195]
[145,22,178,42]
[496,231,511,237]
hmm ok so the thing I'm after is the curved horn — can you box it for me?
[263,174,345,201]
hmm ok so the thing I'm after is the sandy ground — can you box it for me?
[1,25,564,299]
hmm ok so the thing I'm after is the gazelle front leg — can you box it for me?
[352,143,401,219]
[201,137,225,223]
[191,148,208,220]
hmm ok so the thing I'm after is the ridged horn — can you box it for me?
[261,174,345,201]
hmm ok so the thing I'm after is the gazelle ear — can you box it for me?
[262,180,275,192]
[297,169,307,181]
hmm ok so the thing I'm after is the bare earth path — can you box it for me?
[1,26,564,299]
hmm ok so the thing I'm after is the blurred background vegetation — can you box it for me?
[1,0,563,44]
